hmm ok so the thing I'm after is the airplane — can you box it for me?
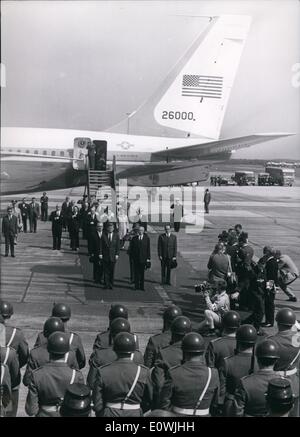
[1,15,293,194]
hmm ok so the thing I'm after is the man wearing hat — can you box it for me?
[60,383,92,417]
[266,378,295,417]
[25,332,84,417]
[159,332,220,416]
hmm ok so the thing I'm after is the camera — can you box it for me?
[266,280,275,291]
[195,281,210,294]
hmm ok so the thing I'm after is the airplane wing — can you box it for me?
[151,133,295,161]
[1,151,76,161]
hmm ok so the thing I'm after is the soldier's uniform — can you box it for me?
[159,360,220,416]
[23,345,79,386]
[92,358,152,417]
[93,330,140,351]
[268,330,300,416]
[0,346,21,417]
[144,330,171,369]
[34,330,86,369]
[1,364,12,416]
[25,362,84,417]
[152,341,183,407]
[219,351,258,415]
[233,369,278,416]
[5,324,29,367]
[88,348,144,388]
[205,335,236,370]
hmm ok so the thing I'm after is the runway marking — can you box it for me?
[154,285,174,306]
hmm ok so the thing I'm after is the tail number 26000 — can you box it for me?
[162,111,195,121]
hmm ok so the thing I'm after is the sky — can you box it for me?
[1,0,300,159]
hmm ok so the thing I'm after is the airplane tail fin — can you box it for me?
[107,15,252,140]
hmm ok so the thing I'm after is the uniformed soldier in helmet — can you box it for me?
[92,332,152,417]
[159,332,220,417]
[144,305,182,369]
[266,378,295,417]
[34,303,86,369]
[220,324,258,416]
[0,363,12,417]
[23,317,78,387]
[267,308,299,416]
[152,316,192,408]
[0,301,28,417]
[87,318,143,388]
[233,339,280,416]
[60,383,92,417]
[92,304,140,350]
[25,332,84,417]
[205,311,241,371]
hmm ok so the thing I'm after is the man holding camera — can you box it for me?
[197,280,230,336]
[261,246,278,328]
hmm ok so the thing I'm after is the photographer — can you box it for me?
[198,279,230,336]
[261,246,278,328]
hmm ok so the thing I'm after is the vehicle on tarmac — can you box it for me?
[257,172,271,186]
[265,166,295,186]
[233,171,256,186]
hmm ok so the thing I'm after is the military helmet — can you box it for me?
[60,384,92,417]
[109,304,128,321]
[0,301,14,318]
[266,378,295,407]
[52,303,71,322]
[222,311,241,330]
[275,308,296,327]
[43,317,65,338]
[47,332,70,355]
[236,324,257,345]
[110,317,131,336]
[182,332,205,353]
[113,332,136,354]
[163,305,182,323]
[255,339,280,360]
[171,316,192,336]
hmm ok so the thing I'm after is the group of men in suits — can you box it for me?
[18,197,40,233]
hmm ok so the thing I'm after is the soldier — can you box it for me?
[87,318,143,388]
[0,363,11,417]
[18,197,29,233]
[25,332,84,417]
[60,383,92,417]
[152,316,192,407]
[92,332,152,417]
[159,332,220,416]
[205,311,241,371]
[266,378,295,417]
[34,303,86,369]
[233,339,280,416]
[40,192,49,222]
[268,308,300,417]
[220,324,258,416]
[49,205,64,250]
[28,197,40,233]
[0,314,21,417]
[92,304,140,351]
[23,317,78,387]
[144,305,182,369]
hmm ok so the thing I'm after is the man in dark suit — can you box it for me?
[61,196,71,231]
[158,224,177,285]
[18,197,29,233]
[90,222,104,284]
[204,188,211,214]
[28,197,40,233]
[131,226,151,291]
[49,205,64,250]
[100,222,120,289]
[2,207,18,257]
[86,206,99,255]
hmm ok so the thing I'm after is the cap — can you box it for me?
[266,378,294,406]
[60,384,92,417]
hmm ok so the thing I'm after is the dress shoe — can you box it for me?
[5,254,8,257]
[287,297,297,302]
[11,255,15,258]
[261,323,273,328]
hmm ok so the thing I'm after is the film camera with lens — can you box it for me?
[195,281,210,294]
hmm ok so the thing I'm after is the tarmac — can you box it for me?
[1,183,300,416]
